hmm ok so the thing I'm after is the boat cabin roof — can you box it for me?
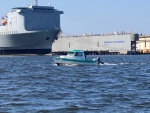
[69,50,84,53]
[67,50,85,58]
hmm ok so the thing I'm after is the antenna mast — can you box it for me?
[33,0,38,6]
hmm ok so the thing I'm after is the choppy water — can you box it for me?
[0,55,150,113]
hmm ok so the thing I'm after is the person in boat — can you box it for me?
[84,52,86,59]
[85,54,86,59]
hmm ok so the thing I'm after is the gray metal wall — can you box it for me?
[52,34,139,53]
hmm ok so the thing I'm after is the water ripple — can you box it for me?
[0,55,150,112]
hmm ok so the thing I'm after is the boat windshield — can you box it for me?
[67,52,75,56]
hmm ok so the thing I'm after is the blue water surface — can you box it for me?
[0,55,150,113]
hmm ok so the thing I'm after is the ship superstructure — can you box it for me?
[0,0,63,54]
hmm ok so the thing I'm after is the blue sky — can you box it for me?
[0,0,150,35]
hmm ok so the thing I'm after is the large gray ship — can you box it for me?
[0,0,63,55]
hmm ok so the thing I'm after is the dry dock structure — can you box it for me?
[52,33,139,55]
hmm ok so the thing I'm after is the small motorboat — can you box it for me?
[53,50,104,66]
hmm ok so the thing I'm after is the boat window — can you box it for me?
[75,52,83,56]
[67,52,75,56]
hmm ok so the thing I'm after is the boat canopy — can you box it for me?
[69,50,84,53]
[67,50,85,57]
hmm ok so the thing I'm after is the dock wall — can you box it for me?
[52,34,139,55]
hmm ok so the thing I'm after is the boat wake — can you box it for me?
[53,62,117,67]
[101,62,117,66]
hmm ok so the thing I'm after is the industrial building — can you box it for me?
[52,33,139,55]
[136,35,150,54]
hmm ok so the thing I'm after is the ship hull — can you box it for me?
[0,30,59,55]
[0,49,51,55]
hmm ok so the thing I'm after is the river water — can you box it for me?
[0,55,150,113]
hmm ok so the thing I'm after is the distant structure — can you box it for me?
[136,35,150,53]
[52,33,139,55]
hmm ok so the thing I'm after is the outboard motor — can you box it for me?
[97,57,101,65]
[97,57,104,65]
